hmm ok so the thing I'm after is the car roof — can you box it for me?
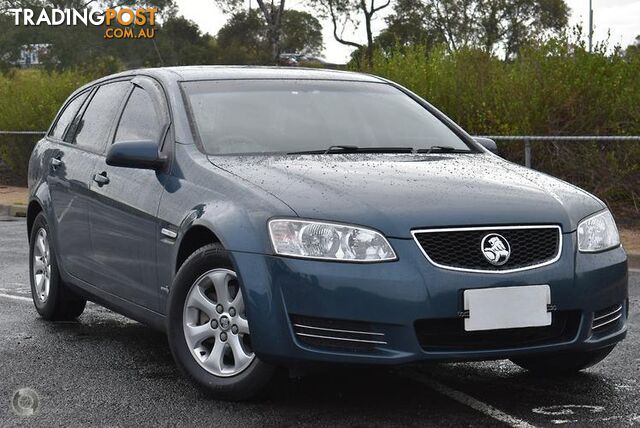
[157,66,383,82]
[79,66,385,91]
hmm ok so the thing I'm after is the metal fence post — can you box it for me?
[524,139,532,168]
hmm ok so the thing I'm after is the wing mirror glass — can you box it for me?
[474,137,498,154]
[106,140,166,170]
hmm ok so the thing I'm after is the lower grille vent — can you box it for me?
[415,311,581,352]
[290,315,386,352]
[592,304,623,332]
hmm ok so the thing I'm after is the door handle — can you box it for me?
[51,157,63,170]
[93,172,110,186]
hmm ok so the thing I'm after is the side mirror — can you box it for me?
[106,140,166,170]
[474,137,498,154]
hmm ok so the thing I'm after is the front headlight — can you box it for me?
[577,210,620,252]
[268,219,397,262]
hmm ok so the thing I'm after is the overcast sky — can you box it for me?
[175,0,640,63]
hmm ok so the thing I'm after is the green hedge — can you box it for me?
[0,69,94,130]
[365,42,640,135]
[361,41,640,214]
[1,43,639,215]
[0,69,95,180]
[0,135,39,181]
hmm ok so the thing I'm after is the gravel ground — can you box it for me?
[0,186,27,207]
[621,229,640,253]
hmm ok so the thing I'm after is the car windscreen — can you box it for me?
[181,79,475,155]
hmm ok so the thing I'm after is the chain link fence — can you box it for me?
[0,131,46,185]
[3,131,640,162]
[480,136,640,168]
[481,136,640,214]
[0,131,47,135]
[1,131,639,213]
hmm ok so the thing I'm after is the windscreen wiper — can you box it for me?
[287,146,415,155]
[324,145,359,154]
[415,145,472,154]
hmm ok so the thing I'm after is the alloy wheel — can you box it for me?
[32,228,51,303]
[183,268,254,377]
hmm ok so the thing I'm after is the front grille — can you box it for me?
[290,315,386,352]
[592,303,623,333]
[415,311,580,352]
[413,226,561,272]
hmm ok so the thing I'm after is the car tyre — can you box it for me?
[510,345,616,375]
[29,212,86,320]
[167,243,276,400]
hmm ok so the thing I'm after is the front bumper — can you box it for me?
[230,232,628,366]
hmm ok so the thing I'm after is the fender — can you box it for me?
[168,197,284,275]
[155,168,297,313]
[158,143,298,259]
[167,208,282,342]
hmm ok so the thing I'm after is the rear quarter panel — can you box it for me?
[27,139,54,235]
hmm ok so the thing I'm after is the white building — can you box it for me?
[15,44,51,67]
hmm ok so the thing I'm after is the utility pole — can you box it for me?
[588,0,593,52]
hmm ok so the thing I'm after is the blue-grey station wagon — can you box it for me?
[27,67,628,400]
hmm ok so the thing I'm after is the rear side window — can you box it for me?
[49,91,89,140]
[114,87,163,143]
[73,81,129,152]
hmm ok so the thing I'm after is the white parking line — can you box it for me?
[630,268,640,273]
[408,371,536,428]
[0,292,32,302]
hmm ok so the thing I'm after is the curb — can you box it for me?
[629,252,640,270]
[0,203,26,218]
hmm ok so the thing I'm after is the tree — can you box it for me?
[438,0,569,59]
[0,11,25,72]
[429,0,480,52]
[494,0,569,59]
[214,0,286,63]
[307,0,391,67]
[626,35,640,58]
[216,9,323,63]
[216,10,270,64]
[378,0,569,59]
[0,0,177,71]
[280,9,323,55]
[150,16,219,66]
[375,0,444,54]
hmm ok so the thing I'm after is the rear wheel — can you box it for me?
[510,345,616,375]
[167,243,275,400]
[29,212,86,320]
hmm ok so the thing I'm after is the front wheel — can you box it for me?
[510,345,616,375]
[167,244,276,400]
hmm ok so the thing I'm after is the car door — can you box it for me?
[46,88,96,280]
[87,77,170,311]
[53,80,131,283]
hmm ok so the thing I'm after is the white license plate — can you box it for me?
[463,285,551,332]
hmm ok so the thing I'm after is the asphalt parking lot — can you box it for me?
[1,217,639,427]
